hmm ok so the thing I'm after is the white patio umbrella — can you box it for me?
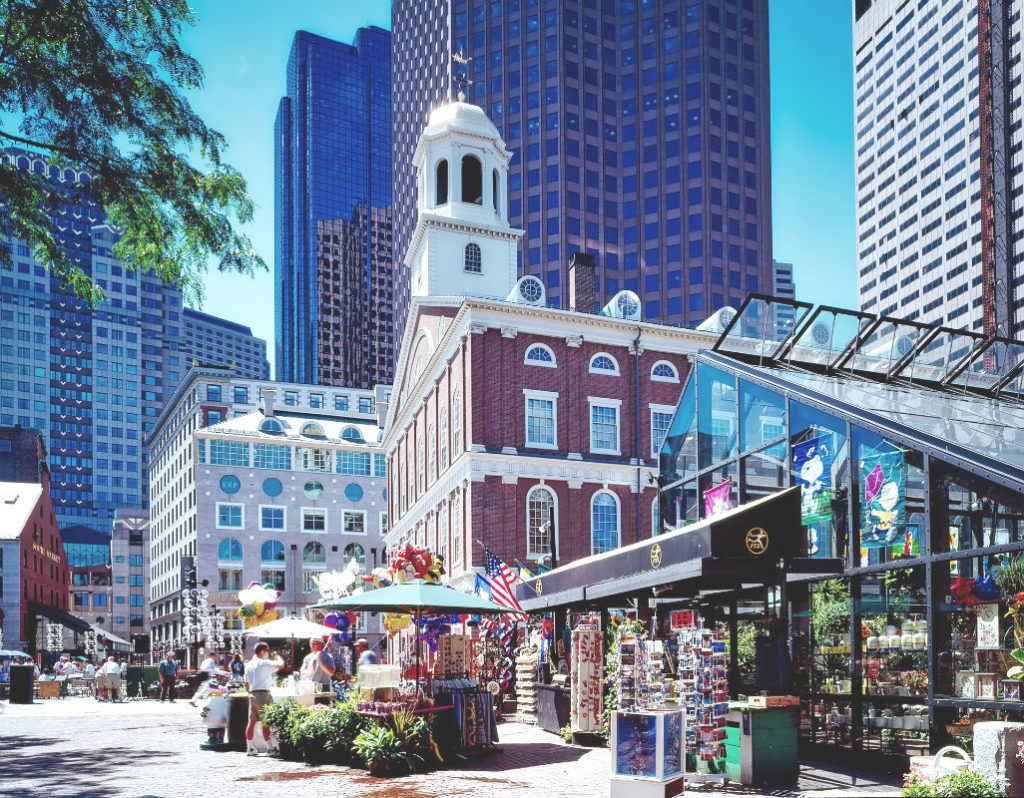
[243,616,339,668]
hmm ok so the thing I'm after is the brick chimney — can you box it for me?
[568,251,597,312]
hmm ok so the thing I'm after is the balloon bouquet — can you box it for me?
[315,559,365,644]
[366,544,447,642]
[236,582,281,628]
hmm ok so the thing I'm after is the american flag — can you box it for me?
[484,548,526,621]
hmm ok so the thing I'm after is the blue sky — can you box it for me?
[182,0,856,374]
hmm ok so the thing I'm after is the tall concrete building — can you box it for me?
[853,0,1024,338]
[275,27,394,389]
[181,308,270,380]
[392,0,773,346]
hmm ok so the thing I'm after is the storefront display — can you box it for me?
[570,627,602,733]
[676,625,728,773]
[515,644,540,723]
[609,709,685,798]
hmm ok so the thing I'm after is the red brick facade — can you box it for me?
[385,297,712,582]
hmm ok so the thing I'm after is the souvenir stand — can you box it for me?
[515,643,540,723]
[430,632,498,754]
[569,623,603,736]
[609,627,686,798]
[676,622,729,784]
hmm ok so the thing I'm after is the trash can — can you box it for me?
[9,664,34,704]
[126,666,145,699]
[227,694,250,752]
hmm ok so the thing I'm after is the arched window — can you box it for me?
[524,344,556,367]
[302,541,326,564]
[527,486,556,558]
[341,426,363,442]
[261,539,285,563]
[591,491,620,554]
[300,422,325,438]
[260,418,285,435]
[452,390,462,454]
[461,154,482,204]
[435,159,449,205]
[492,168,499,212]
[218,537,242,561]
[344,542,366,570]
[464,242,482,273]
[589,353,620,375]
[651,361,680,382]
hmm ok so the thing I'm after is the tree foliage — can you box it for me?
[0,0,264,304]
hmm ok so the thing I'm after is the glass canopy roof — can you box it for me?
[715,295,1024,402]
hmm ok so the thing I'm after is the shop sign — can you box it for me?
[650,543,663,569]
[745,527,769,556]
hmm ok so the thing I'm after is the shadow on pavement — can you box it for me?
[0,738,175,798]
[444,741,591,772]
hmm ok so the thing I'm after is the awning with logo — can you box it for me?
[515,487,842,612]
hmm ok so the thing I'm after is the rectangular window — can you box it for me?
[338,451,371,476]
[129,594,143,606]
[309,393,323,409]
[374,454,387,477]
[359,397,374,414]
[233,386,248,404]
[208,439,250,467]
[589,399,621,454]
[651,408,674,459]
[260,506,285,531]
[261,570,285,592]
[524,391,557,448]
[254,443,291,470]
[303,509,326,533]
[284,391,297,406]
[207,384,221,401]
[216,503,243,528]
[343,510,366,535]
[303,571,323,593]
[334,395,349,411]
[219,568,242,591]
[296,447,332,473]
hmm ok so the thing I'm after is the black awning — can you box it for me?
[27,602,92,633]
[516,487,838,611]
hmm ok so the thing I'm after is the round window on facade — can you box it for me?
[344,483,364,502]
[219,474,241,495]
[262,477,283,498]
[304,480,324,500]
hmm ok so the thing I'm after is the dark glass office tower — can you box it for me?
[392,0,772,346]
[275,27,393,388]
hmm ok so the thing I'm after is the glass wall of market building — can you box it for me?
[659,296,1024,769]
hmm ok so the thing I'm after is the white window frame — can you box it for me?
[301,507,327,534]
[588,352,620,375]
[258,504,286,532]
[650,403,676,459]
[526,484,559,560]
[342,509,367,536]
[590,489,621,555]
[523,388,559,450]
[588,396,622,455]
[215,502,244,529]
[523,343,557,368]
[380,511,389,537]
[651,359,680,383]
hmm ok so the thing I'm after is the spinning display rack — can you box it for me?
[570,627,603,732]
[677,625,729,779]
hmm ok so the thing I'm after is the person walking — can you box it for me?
[229,653,245,680]
[158,653,179,702]
[244,642,283,756]
[355,638,380,670]
[99,656,122,702]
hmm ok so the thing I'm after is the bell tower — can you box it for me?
[405,100,523,300]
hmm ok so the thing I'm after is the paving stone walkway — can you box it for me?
[0,698,900,797]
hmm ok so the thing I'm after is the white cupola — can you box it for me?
[405,100,523,301]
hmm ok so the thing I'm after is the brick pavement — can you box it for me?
[0,699,900,798]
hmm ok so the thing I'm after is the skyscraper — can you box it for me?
[181,307,270,379]
[392,0,773,346]
[772,258,795,335]
[275,27,394,388]
[853,0,1023,337]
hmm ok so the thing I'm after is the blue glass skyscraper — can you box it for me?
[275,27,394,389]
[392,0,772,346]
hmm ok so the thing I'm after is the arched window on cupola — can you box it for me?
[436,159,448,206]
[492,168,499,212]
[461,154,482,204]
[464,243,482,273]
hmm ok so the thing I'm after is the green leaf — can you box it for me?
[1011,649,1024,665]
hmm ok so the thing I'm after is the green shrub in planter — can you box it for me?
[354,725,414,776]
[900,767,1005,797]
[260,700,305,761]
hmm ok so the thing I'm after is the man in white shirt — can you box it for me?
[84,661,95,680]
[244,643,283,756]
[99,656,122,702]
[300,637,335,696]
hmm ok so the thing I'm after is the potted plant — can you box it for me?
[996,555,1024,647]
[899,670,928,697]
[354,725,414,776]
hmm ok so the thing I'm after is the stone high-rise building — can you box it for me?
[391,0,773,347]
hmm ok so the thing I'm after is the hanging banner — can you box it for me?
[860,450,906,548]
[703,479,731,518]
[793,434,833,524]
